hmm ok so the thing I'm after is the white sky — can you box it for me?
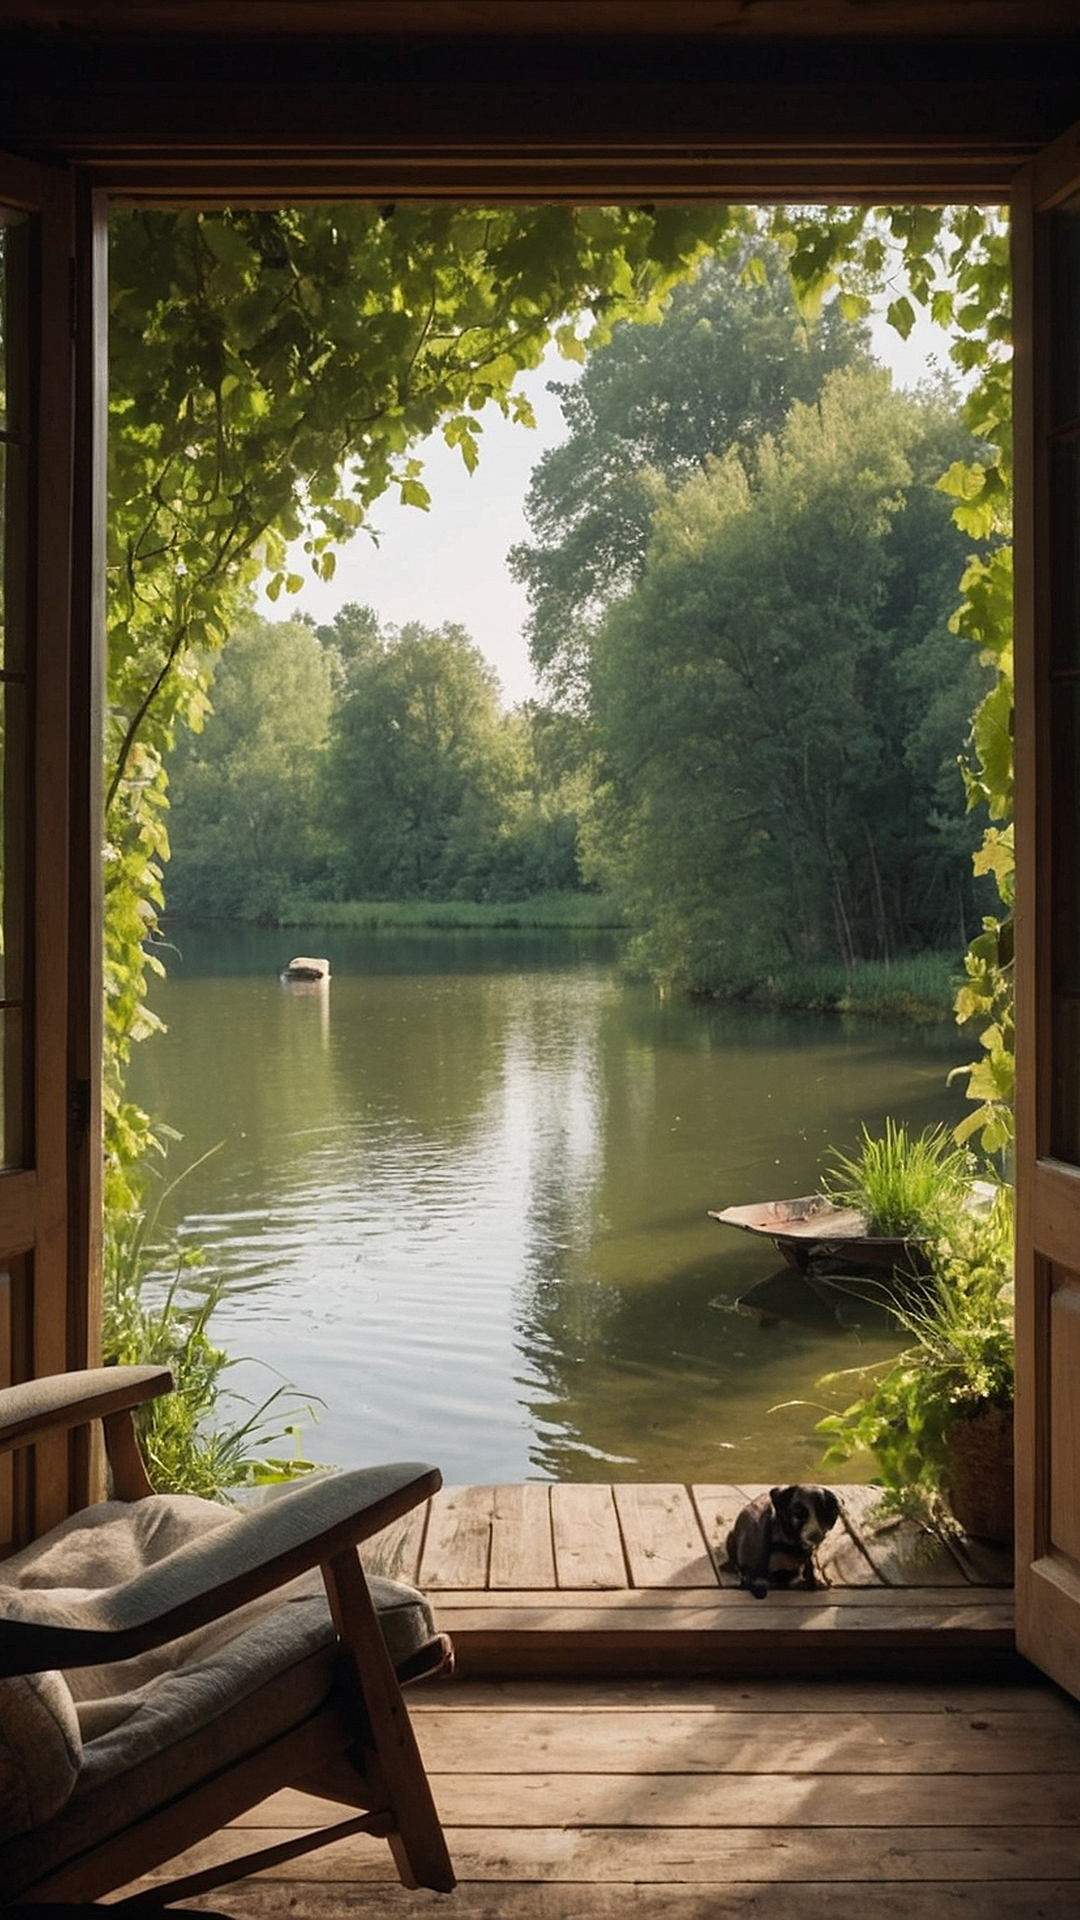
[258,304,957,709]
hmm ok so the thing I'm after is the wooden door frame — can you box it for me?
[3,36,1073,1556]
[0,152,84,1537]
[1012,116,1080,1694]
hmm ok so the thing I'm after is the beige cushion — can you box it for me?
[0,1489,445,1875]
[0,1669,82,1841]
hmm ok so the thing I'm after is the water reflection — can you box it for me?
[130,925,972,1484]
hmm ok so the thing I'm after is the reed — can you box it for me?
[103,1149,321,1498]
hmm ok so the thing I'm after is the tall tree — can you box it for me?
[323,613,520,899]
[509,243,868,704]
[583,367,990,987]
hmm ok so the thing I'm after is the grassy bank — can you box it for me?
[275,892,625,932]
[707,953,963,1024]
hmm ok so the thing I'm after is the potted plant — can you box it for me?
[814,1186,1015,1543]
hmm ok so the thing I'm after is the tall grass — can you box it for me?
[104,1151,321,1498]
[274,892,625,931]
[725,954,962,1024]
[821,1119,975,1239]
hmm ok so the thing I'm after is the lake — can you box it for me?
[127,925,974,1487]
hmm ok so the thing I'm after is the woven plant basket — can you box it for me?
[944,1401,1014,1545]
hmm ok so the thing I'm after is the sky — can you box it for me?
[257,303,958,710]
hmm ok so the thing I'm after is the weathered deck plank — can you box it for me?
[119,1677,1080,1920]
[687,1484,747,1585]
[612,1482,715,1587]
[836,1484,971,1586]
[491,1483,556,1590]
[408,1704,1076,1774]
[418,1484,494,1589]
[138,1823,1080,1884]
[154,1888,1080,1918]
[550,1482,627,1589]
[360,1499,426,1585]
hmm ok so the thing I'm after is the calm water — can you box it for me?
[128,925,973,1486]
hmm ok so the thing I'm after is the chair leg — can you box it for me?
[321,1546,455,1894]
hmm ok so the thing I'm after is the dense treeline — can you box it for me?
[165,245,990,992]
[164,606,589,917]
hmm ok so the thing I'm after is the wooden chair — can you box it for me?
[0,1365,455,1908]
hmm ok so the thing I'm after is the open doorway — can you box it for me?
[97,205,1014,1610]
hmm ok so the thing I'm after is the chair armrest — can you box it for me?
[0,1459,441,1677]
[0,1366,174,1457]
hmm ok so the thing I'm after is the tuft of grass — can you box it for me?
[757,955,960,1024]
[821,1118,975,1240]
[273,892,625,932]
[104,1148,323,1498]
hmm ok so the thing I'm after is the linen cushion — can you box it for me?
[0,1488,444,1870]
[0,1669,82,1840]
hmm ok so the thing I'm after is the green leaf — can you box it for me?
[885,296,916,341]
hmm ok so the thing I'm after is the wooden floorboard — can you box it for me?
[365,1483,1014,1596]
[362,1482,1016,1679]
[121,1676,1080,1918]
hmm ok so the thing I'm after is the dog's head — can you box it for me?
[768,1484,840,1549]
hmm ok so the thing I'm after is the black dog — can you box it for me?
[724,1485,840,1600]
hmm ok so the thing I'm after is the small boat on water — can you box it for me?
[281,955,331,982]
[709,1194,925,1278]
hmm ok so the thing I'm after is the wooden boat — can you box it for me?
[709,1194,926,1277]
[281,955,331,982]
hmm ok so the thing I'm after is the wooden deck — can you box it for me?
[362,1483,1015,1679]
[125,1674,1080,1918]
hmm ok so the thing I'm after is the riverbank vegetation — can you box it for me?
[272,894,622,931]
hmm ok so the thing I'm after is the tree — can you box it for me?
[761,206,1014,1151]
[322,611,520,899]
[105,202,745,1196]
[165,614,333,919]
[583,367,990,988]
[509,242,869,704]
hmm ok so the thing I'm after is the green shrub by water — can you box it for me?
[685,953,962,1024]
[275,892,625,932]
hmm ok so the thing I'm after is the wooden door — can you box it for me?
[0,153,84,1551]
[1014,117,1080,1698]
